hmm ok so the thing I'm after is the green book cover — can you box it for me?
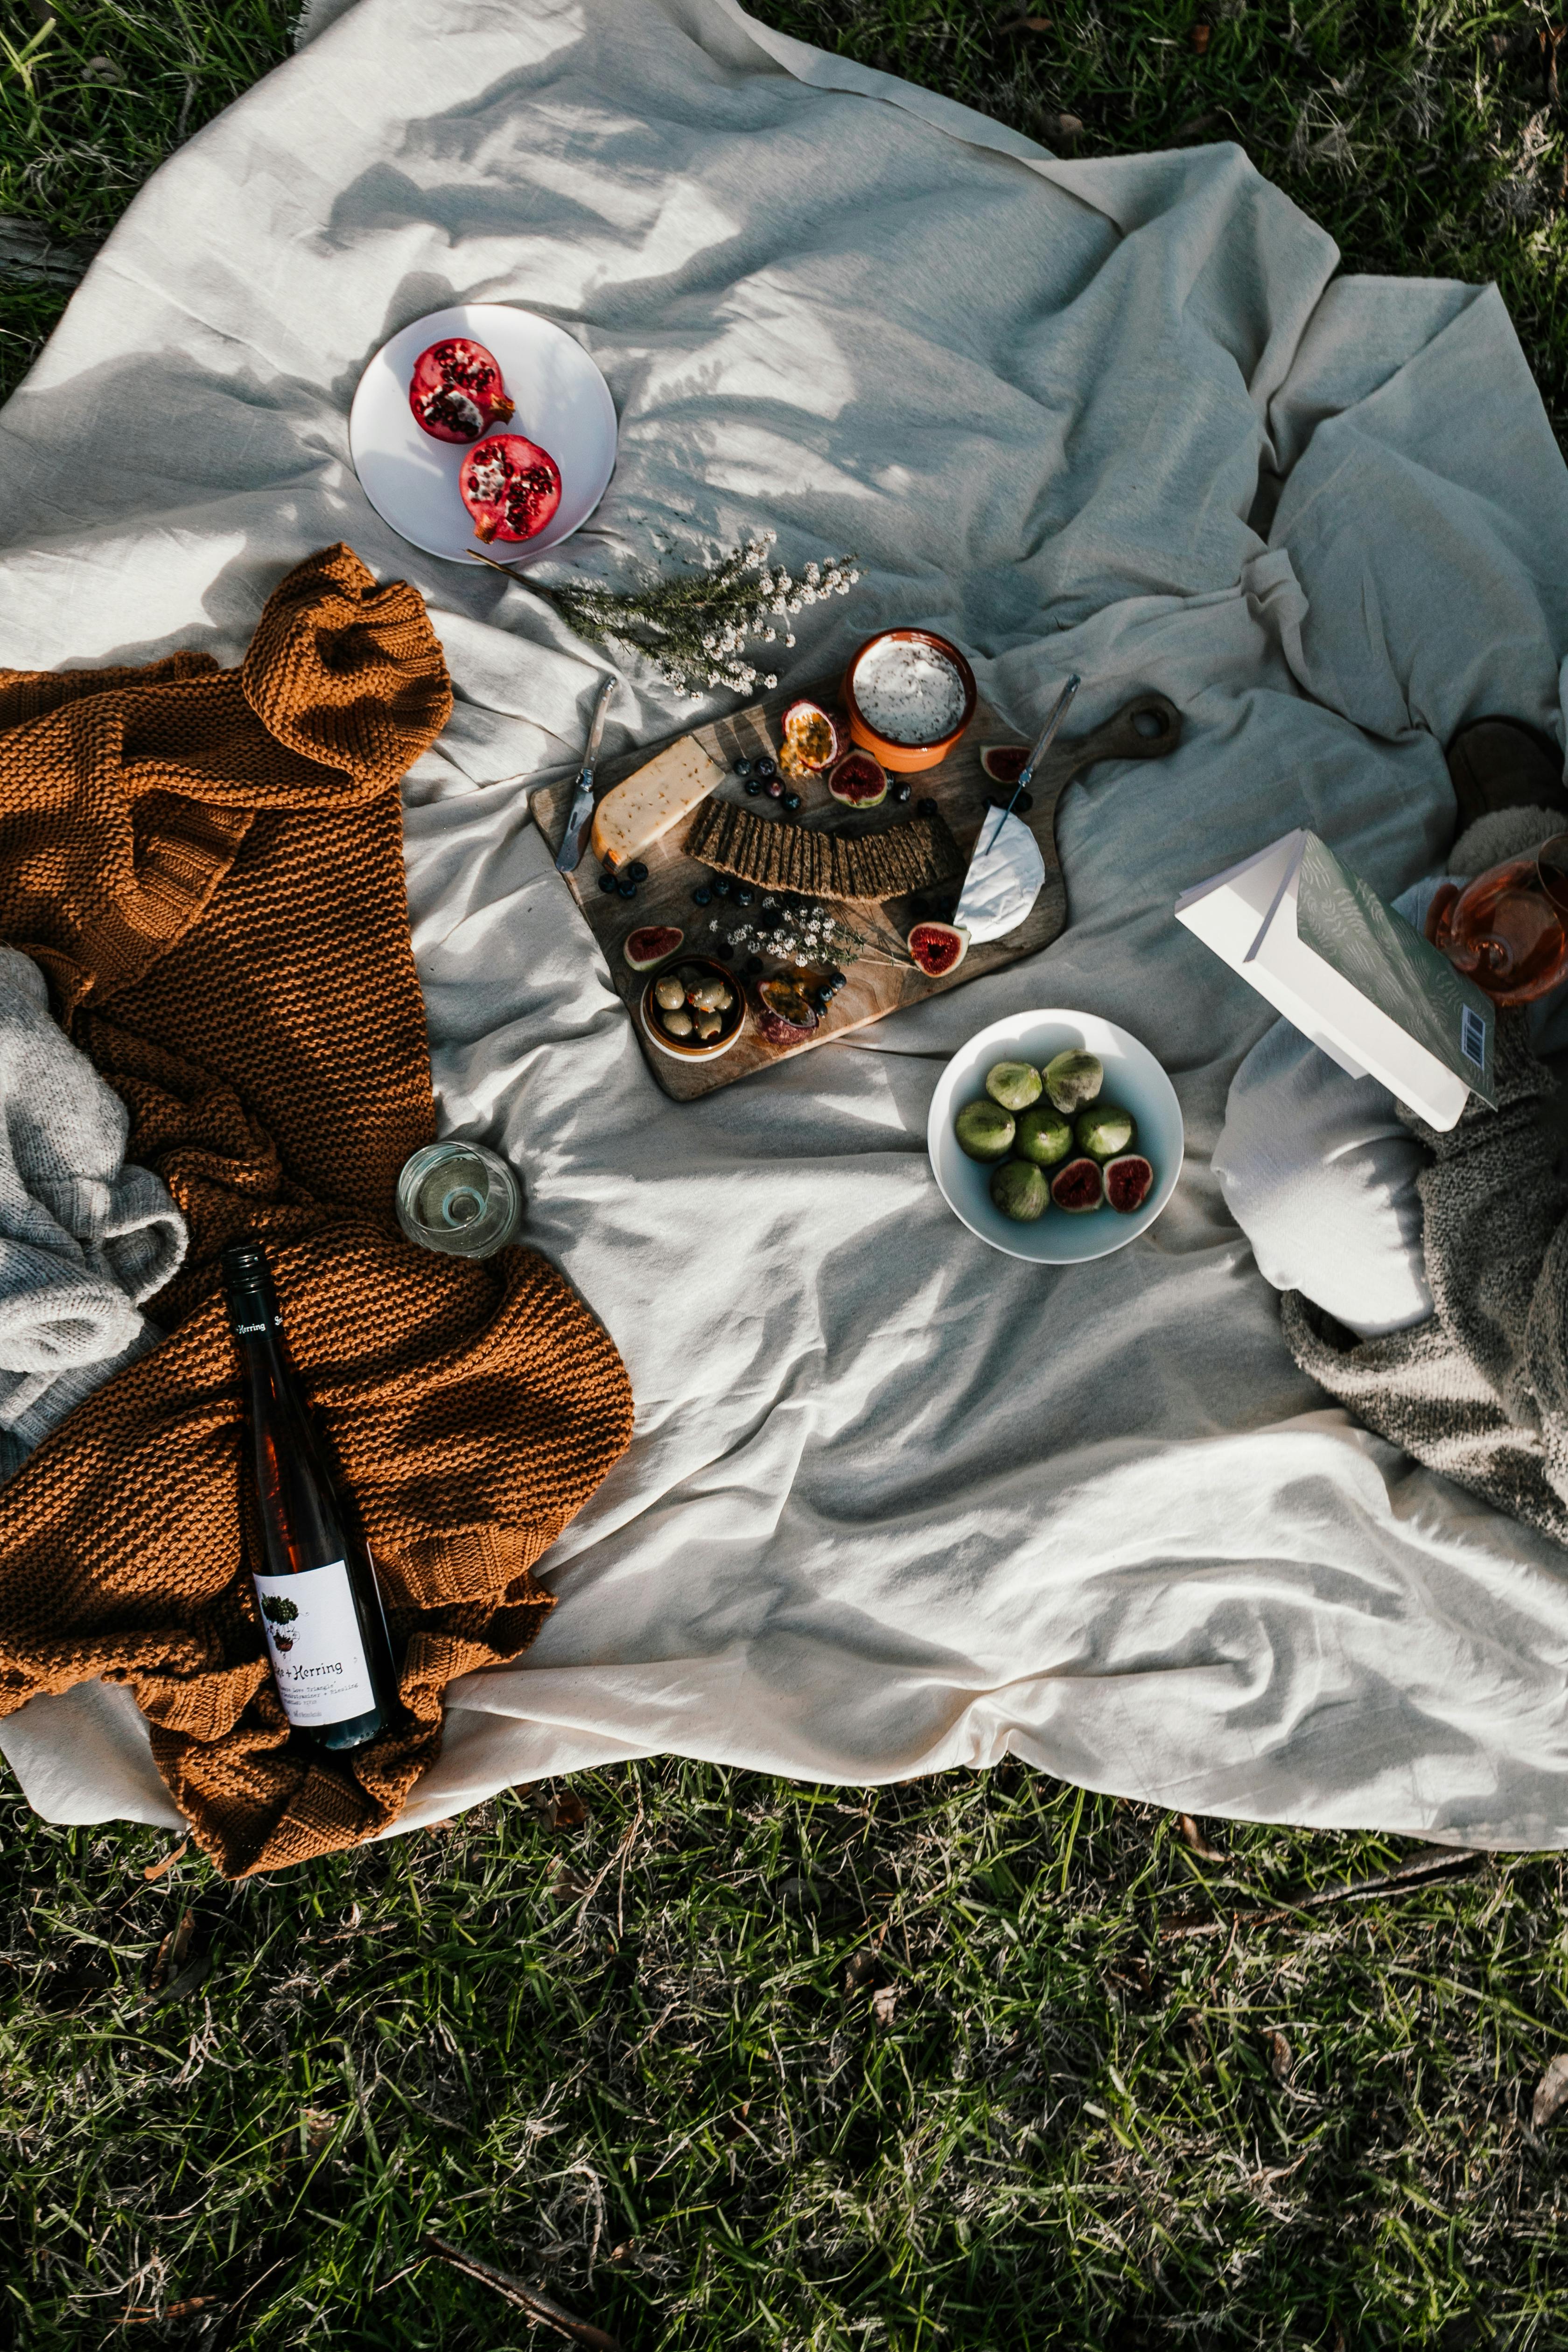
[1294,834,1496,1106]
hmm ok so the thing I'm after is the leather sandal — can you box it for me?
[1446,716,1568,833]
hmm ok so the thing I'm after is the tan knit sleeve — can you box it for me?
[239,543,453,798]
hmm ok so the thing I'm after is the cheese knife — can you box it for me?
[555,674,618,873]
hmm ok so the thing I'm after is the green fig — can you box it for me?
[984,1059,1043,1112]
[990,1159,1049,1221]
[1043,1049,1103,1114]
[1014,1106,1073,1167]
[1075,1103,1134,1161]
[955,1099,1015,1162]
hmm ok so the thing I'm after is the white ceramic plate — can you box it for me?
[927,1008,1184,1264]
[348,302,617,563]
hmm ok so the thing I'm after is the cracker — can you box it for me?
[683,800,964,903]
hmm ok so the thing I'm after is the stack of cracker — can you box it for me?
[684,801,963,902]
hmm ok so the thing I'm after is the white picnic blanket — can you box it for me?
[6,0,1568,1848]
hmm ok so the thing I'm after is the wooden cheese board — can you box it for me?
[532,674,1181,1100]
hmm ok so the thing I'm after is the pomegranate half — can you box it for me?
[408,338,515,443]
[460,434,563,544]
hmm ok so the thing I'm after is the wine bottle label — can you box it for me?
[252,1563,378,1729]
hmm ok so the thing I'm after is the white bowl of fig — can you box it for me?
[928,1008,1183,1263]
[639,955,747,1062]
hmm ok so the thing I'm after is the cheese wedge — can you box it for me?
[591,736,726,869]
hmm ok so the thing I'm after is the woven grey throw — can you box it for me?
[1283,1014,1568,1548]
[0,946,186,1476]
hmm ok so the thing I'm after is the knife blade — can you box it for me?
[555,674,618,873]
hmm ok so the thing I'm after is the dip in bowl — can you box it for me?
[844,629,977,774]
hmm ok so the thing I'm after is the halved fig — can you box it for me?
[408,337,515,442]
[624,924,683,970]
[980,744,1029,784]
[907,920,967,978]
[779,700,841,778]
[827,748,888,807]
[1105,1153,1155,1213]
[1050,1155,1105,1213]
[460,434,562,544]
[756,977,820,1045]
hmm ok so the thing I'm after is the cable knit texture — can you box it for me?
[1283,1012,1568,1545]
[0,546,635,1877]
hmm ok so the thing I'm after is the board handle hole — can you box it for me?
[1133,707,1169,740]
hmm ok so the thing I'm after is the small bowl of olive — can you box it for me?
[638,955,748,1062]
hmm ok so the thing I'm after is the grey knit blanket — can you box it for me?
[0,946,186,1476]
[1284,1015,1568,1547]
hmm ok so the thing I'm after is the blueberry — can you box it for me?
[783,791,803,812]
[765,778,784,799]
[735,886,755,907]
[617,878,637,898]
[693,885,712,906]
[918,797,939,818]
[745,954,765,976]
[713,940,734,962]
[734,757,754,779]
[714,877,731,898]
[754,756,777,781]
[893,781,913,804]
[597,871,618,894]
[826,968,846,990]
[745,778,764,796]
[628,860,649,883]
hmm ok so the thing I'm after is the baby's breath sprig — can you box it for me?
[717,896,912,971]
[538,535,861,701]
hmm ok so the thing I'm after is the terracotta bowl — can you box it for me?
[843,628,978,774]
[638,954,747,1063]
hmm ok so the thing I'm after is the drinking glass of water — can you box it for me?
[395,1141,523,1257]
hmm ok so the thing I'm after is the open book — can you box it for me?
[1176,830,1495,1131]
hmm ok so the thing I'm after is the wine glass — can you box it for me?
[1426,832,1568,1006]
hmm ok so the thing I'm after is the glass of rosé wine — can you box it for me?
[1426,832,1568,1006]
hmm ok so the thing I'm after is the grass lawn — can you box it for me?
[4,3,1568,2346]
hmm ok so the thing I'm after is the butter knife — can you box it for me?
[555,675,618,873]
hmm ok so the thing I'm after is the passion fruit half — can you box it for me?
[756,977,820,1046]
[980,744,1029,784]
[779,700,841,779]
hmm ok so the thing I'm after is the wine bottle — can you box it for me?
[222,1238,398,1752]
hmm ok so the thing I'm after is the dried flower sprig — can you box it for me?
[534,535,861,702]
[716,896,912,970]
